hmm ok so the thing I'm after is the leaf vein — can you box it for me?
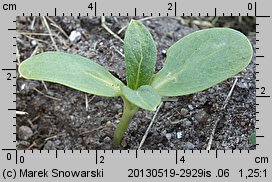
[134,25,144,89]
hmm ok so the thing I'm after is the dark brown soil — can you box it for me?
[16,16,256,150]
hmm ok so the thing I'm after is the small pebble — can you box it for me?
[47,90,54,96]
[44,141,56,150]
[164,102,172,109]
[194,110,209,123]
[21,80,40,93]
[199,131,205,137]
[31,40,37,46]
[95,101,107,107]
[161,130,167,136]
[218,135,223,140]
[20,83,26,91]
[69,30,81,42]
[215,141,220,148]
[208,88,215,94]
[166,32,173,39]
[180,108,189,116]
[106,121,112,127]
[103,136,112,144]
[161,50,167,57]
[188,104,194,110]
[185,142,195,149]
[237,81,249,89]
[182,119,192,127]
[18,126,33,140]
[176,131,183,139]
[165,120,171,127]
[55,140,61,145]
[165,133,172,140]
[70,115,75,120]
[114,104,122,110]
[121,140,127,147]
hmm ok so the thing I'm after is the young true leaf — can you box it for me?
[151,28,253,96]
[124,19,157,90]
[19,51,123,97]
[122,85,161,111]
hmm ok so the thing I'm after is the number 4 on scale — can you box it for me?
[88,2,96,14]
[88,3,94,10]
[180,156,185,163]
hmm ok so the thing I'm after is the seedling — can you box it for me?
[19,19,253,147]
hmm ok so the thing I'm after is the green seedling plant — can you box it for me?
[19,19,253,147]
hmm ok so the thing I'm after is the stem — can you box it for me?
[113,97,138,147]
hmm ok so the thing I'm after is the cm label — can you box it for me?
[2,3,16,11]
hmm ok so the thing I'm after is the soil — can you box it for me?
[16,16,256,150]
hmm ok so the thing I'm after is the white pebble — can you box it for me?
[69,30,81,42]
[20,83,26,90]
[177,131,183,139]
[188,104,194,110]
[165,133,172,140]
[31,40,37,46]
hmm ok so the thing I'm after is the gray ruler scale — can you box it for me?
[0,0,271,181]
